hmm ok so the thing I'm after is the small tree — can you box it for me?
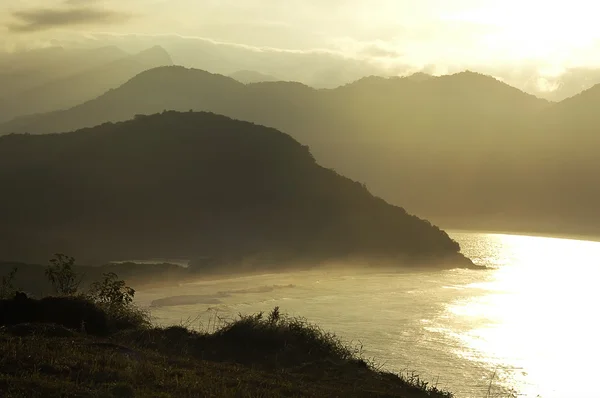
[0,267,18,299]
[88,272,148,330]
[89,272,135,309]
[45,253,81,296]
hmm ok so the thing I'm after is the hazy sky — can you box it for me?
[2,0,600,71]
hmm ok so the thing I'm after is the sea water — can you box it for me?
[135,232,600,397]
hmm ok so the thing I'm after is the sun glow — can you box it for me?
[448,234,600,397]
[442,1,600,66]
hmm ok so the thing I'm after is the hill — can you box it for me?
[0,46,173,123]
[0,67,547,139]
[4,66,589,236]
[0,295,453,398]
[542,82,600,128]
[0,111,471,269]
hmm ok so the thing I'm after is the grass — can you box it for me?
[0,297,455,397]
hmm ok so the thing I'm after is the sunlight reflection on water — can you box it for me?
[447,233,600,398]
[135,232,600,398]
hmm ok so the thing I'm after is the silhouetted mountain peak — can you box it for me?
[547,80,600,122]
[560,80,600,102]
[118,66,241,93]
[133,45,173,65]
[403,72,434,82]
[435,70,549,104]
[446,70,503,83]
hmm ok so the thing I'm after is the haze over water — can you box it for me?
[136,232,600,397]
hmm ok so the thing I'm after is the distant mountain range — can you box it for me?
[0,46,172,123]
[0,46,129,98]
[1,66,599,237]
[0,111,472,269]
[42,34,600,100]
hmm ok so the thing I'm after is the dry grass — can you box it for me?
[0,301,454,398]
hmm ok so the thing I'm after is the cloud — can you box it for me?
[8,6,130,32]
[359,44,403,59]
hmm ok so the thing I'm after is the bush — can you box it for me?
[88,272,149,332]
[89,272,135,308]
[0,293,109,335]
[45,254,81,296]
[4,257,150,334]
[207,307,365,369]
[104,303,150,332]
[0,267,18,299]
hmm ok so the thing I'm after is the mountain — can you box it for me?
[62,34,395,88]
[229,70,279,84]
[534,83,600,164]
[543,82,600,126]
[4,66,596,237]
[0,111,471,269]
[0,46,173,123]
[0,67,547,137]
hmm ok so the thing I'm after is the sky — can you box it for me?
[2,0,600,72]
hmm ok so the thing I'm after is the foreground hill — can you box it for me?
[5,65,594,237]
[0,295,453,398]
[0,111,471,268]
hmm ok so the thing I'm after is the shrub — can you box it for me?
[1,265,149,335]
[209,307,362,368]
[0,293,109,335]
[88,272,149,332]
[89,272,135,309]
[0,267,18,299]
[45,254,81,296]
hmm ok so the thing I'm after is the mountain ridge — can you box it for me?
[1,65,595,237]
[0,111,473,269]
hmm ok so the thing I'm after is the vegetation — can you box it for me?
[88,272,150,332]
[0,111,471,270]
[0,261,190,299]
[1,257,145,335]
[0,255,454,397]
[0,302,453,397]
[45,254,81,296]
[0,267,18,299]
[89,272,135,307]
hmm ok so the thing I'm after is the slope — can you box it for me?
[0,111,471,269]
